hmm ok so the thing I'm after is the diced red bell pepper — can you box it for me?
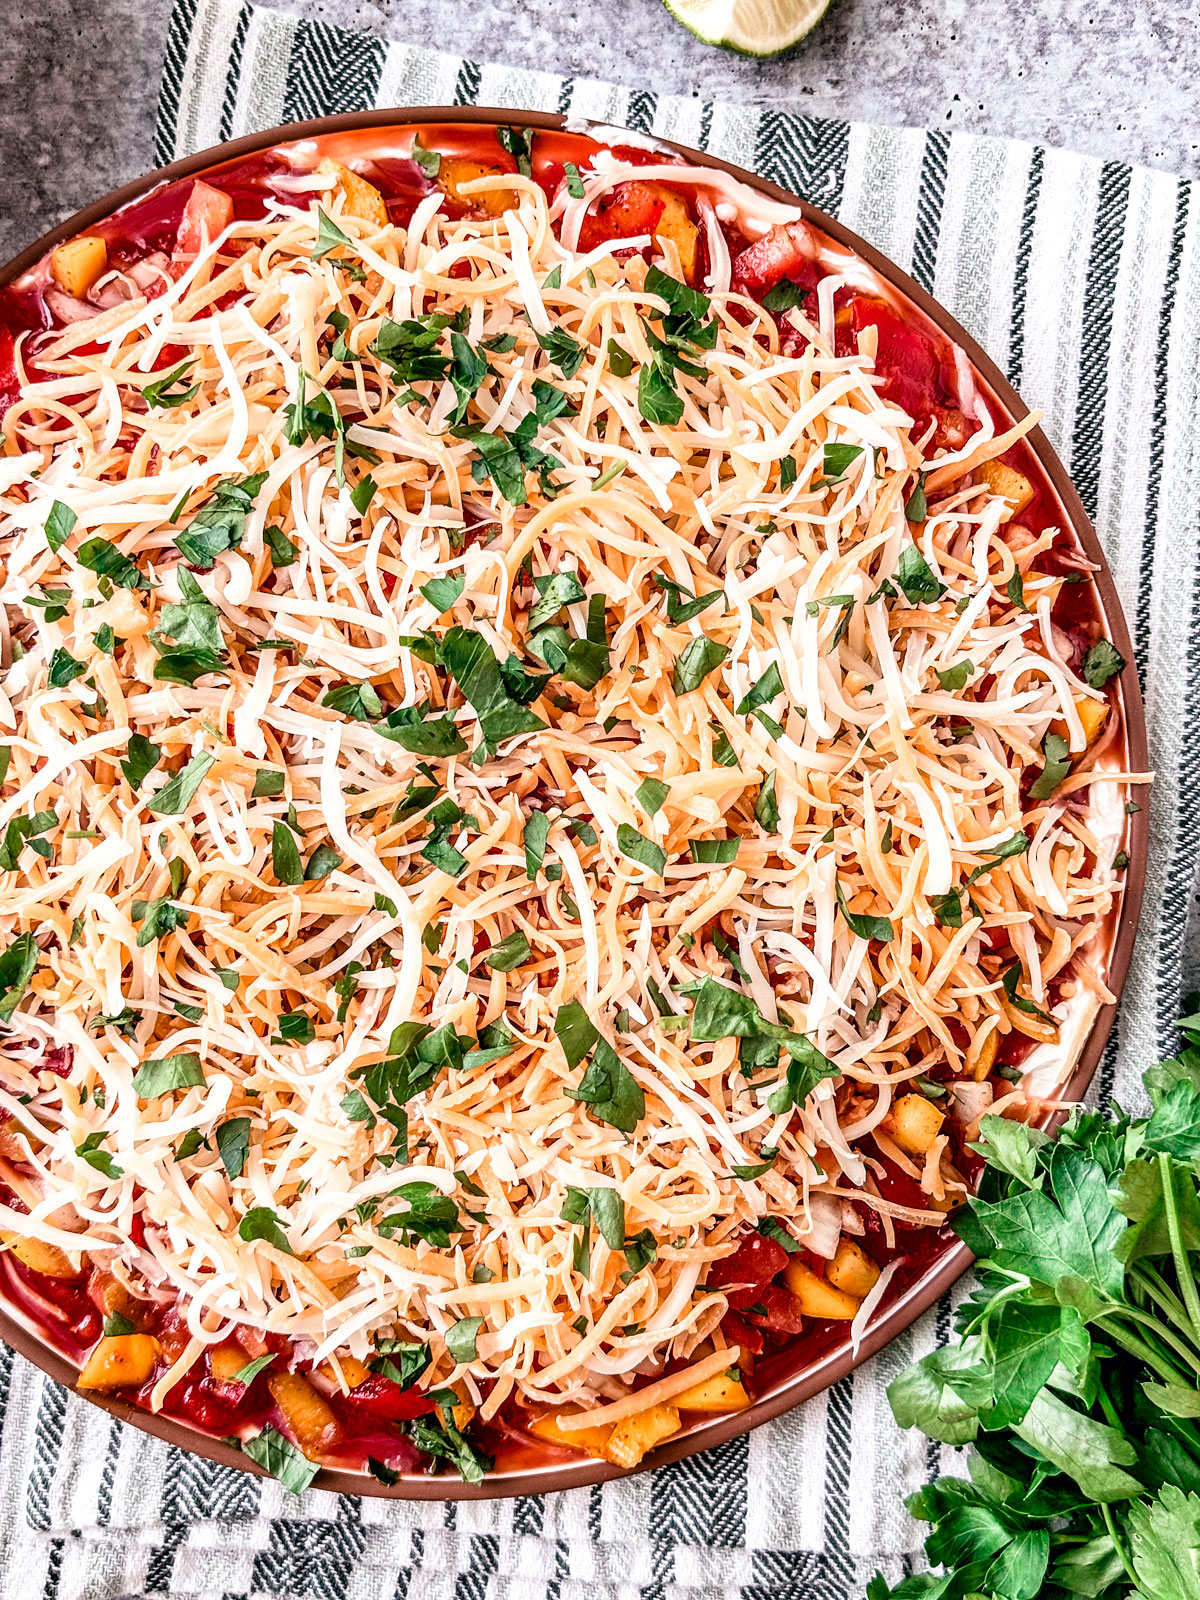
[707,1232,788,1295]
[339,1372,436,1423]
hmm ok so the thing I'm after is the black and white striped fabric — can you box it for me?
[5,2,1199,1595]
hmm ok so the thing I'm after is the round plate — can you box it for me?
[0,108,1150,1499]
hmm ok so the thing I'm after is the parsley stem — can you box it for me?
[1131,1261,1197,1344]
[1100,1502,1139,1591]
[1122,1301,1200,1377]
[1158,1150,1200,1347]
[1094,1374,1122,1433]
[1096,1313,1192,1386]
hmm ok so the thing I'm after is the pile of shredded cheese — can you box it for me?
[0,143,1138,1422]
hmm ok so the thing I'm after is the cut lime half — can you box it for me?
[662,0,832,55]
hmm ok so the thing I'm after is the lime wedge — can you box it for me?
[661,0,832,54]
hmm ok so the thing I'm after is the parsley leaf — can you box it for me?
[0,932,39,1020]
[565,1038,645,1134]
[311,207,354,260]
[76,536,151,590]
[496,124,534,176]
[120,734,161,790]
[553,999,598,1069]
[264,525,298,568]
[523,811,550,877]
[437,626,546,751]
[142,359,200,409]
[616,824,667,877]
[673,636,729,695]
[215,1116,251,1179]
[420,575,465,614]
[736,662,784,716]
[535,326,587,378]
[895,545,945,605]
[636,778,670,816]
[755,771,779,832]
[238,1206,293,1254]
[963,833,1031,886]
[1082,638,1126,688]
[835,877,894,941]
[821,442,863,481]
[483,930,530,972]
[1030,732,1072,800]
[133,1051,205,1098]
[272,822,302,886]
[411,139,441,178]
[47,648,85,688]
[445,1316,484,1364]
[322,681,383,721]
[76,1131,123,1180]
[157,568,224,653]
[529,571,587,632]
[146,752,215,816]
[251,768,284,800]
[408,1397,492,1483]
[175,472,267,569]
[45,501,76,553]
[690,837,739,864]
[936,659,975,692]
[242,1425,317,1493]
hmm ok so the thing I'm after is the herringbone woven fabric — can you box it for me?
[2,2,1199,1596]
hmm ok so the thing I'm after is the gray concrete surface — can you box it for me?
[2,0,1198,264]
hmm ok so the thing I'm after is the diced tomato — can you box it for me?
[576,182,665,255]
[834,295,969,449]
[730,221,819,299]
[339,1372,436,1423]
[171,181,235,270]
[719,1309,765,1357]
[165,1369,264,1433]
[743,1283,806,1338]
[707,1232,788,1298]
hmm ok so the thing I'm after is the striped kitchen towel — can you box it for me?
[2,1,1199,1597]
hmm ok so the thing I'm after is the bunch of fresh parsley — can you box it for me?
[870,1013,1200,1600]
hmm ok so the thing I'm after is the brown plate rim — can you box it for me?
[0,106,1150,1500]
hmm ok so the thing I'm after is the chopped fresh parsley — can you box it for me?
[483,930,531,972]
[1081,638,1126,688]
[243,1426,317,1494]
[1030,731,1072,800]
[616,824,667,877]
[143,359,200,409]
[673,635,729,695]
[895,545,945,605]
[835,877,894,942]
[146,751,215,816]
[132,1051,205,1098]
